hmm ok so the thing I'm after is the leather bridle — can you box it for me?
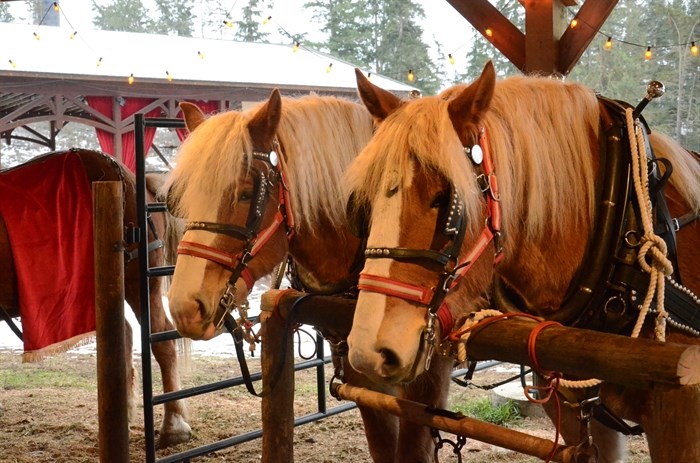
[176,139,295,331]
[355,126,503,370]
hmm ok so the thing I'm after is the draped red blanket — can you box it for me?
[0,152,96,361]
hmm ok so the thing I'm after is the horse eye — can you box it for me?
[239,190,253,201]
[386,185,399,197]
[430,191,449,208]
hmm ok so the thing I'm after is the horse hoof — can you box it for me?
[156,418,192,449]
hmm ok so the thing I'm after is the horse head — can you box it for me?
[345,62,499,383]
[165,92,291,339]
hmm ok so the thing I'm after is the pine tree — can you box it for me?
[152,0,194,37]
[92,0,152,33]
[235,0,273,42]
[0,3,13,22]
[456,0,520,83]
[306,0,441,95]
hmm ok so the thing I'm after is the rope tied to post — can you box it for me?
[626,108,674,342]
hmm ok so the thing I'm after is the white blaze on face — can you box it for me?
[168,194,228,339]
[348,164,421,381]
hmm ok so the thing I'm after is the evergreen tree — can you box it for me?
[0,3,13,22]
[456,0,520,83]
[306,0,440,95]
[235,0,273,42]
[92,0,151,33]
[152,0,194,36]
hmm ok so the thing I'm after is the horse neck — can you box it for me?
[494,222,589,316]
[288,218,362,294]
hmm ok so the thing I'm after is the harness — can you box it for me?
[176,144,295,332]
[174,141,295,396]
[354,126,503,370]
[543,97,700,337]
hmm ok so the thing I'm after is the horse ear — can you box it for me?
[447,61,496,145]
[355,68,402,122]
[179,102,206,133]
[248,88,282,146]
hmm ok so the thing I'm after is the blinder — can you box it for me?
[347,184,465,242]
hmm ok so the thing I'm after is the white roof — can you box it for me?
[0,23,414,93]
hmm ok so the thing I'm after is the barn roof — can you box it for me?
[0,23,413,96]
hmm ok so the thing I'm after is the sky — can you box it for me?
[5,0,477,72]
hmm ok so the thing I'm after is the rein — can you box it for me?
[357,126,503,369]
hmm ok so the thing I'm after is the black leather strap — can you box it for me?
[224,294,311,397]
[0,306,23,341]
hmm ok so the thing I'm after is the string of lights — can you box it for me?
[7,1,698,86]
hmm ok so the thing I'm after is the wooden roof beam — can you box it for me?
[558,0,619,75]
[446,0,526,72]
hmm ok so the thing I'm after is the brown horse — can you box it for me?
[345,62,700,462]
[0,149,191,448]
[164,93,456,462]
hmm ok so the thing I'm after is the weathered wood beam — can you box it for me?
[446,0,526,72]
[332,383,578,463]
[266,290,700,389]
[524,0,569,74]
[558,0,619,75]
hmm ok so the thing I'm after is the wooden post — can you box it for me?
[260,304,295,462]
[332,383,577,463]
[93,181,129,463]
[647,384,700,462]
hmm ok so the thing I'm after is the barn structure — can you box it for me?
[0,22,414,170]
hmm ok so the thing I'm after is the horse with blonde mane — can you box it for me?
[0,149,190,448]
[345,61,700,462]
[166,91,460,461]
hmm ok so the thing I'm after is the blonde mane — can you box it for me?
[346,75,602,240]
[165,95,374,231]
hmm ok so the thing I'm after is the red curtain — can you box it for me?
[176,100,220,142]
[86,96,162,172]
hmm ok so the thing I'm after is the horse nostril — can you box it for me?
[379,348,400,368]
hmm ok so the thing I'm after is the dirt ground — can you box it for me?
[0,348,651,463]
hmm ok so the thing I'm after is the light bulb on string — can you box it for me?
[326,63,333,73]
[96,57,103,67]
[407,69,415,82]
[692,42,698,57]
[262,15,271,25]
[197,50,204,59]
[223,20,234,28]
[485,28,493,38]
[69,31,77,39]
[645,46,653,61]
[128,73,134,84]
[604,37,613,50]
[293,41,300,53]
[166,71,173,82]
[448,53,455,65]
[33,32,40,40]
[8,59,17,68]
[53,2,59,12]
[570,18,578,29]
[367,72,372,80]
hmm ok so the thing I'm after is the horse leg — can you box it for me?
[337,355,399,463]
[147,278,191,449]
[124,262,191,448]
[537,378,628,463]
[394,356,453,463]
[124,320,137,423]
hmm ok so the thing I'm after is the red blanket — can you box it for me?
[0,152,96,361]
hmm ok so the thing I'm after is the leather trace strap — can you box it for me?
[358,125,502,368]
